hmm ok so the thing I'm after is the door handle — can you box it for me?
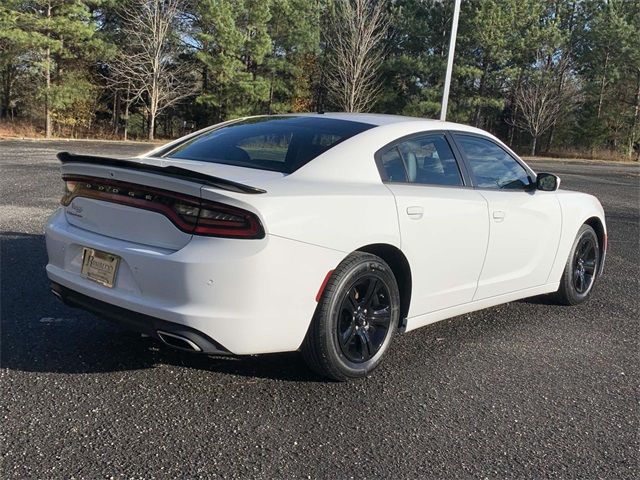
[493,210,506,222]
[406,206,424,219]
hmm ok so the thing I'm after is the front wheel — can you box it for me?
[555,224,601,305]
[301,252,400,381]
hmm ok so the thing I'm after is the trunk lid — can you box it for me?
[58,153,273,250]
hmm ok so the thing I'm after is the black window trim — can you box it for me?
[374,130,473,188]
[448,131,537,191]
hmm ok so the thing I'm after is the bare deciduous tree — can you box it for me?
[325,0,389,112]
[108,0,196,140]
[513,54,576,156]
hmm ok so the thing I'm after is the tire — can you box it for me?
[301,252,400,381]
[555,224,601,305]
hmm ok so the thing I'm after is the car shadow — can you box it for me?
[0,231,324,382]
[517,295,560,306]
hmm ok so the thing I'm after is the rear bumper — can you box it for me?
[45,208,344,355]
[51,282,229,354]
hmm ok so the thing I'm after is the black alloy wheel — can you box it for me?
[337,275,392,363]
[573,233,598,294]
[555,224,601,305]
[301,252,400,381]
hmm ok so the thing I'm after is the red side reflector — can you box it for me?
[315,270,335,302]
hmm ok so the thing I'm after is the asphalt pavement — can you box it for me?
[1,138,638,479]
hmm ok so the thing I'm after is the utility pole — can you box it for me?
[440,0,461,121]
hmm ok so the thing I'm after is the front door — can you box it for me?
[452,133,561,300]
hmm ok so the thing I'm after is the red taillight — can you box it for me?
[194,201,264,238]
[62,175,264,239]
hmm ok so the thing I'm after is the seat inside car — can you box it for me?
[404,151,418,182]
[414,137,461,185]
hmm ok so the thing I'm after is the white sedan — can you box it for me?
[45,113,606,380]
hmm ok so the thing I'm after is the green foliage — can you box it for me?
[0,0,110,134]
[194,0,272,120]
[194,0,319,122]
[49,71,99,133]
[0,0,637,157]
[377,0,449,116]
[573,0,640,154]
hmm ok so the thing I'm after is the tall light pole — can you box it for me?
[440,0,461,121]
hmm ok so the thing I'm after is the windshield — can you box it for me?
[160,116,374,174]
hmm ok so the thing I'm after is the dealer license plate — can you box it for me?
[81,248,120,288]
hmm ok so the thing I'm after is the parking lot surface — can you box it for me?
[1,139,638,479]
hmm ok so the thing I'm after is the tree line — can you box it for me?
[0,0,638,159]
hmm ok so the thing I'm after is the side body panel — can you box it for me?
[384,184,489,316]
[547,191,607,283]
[405,282,560,332]
[473,190,562,299]
[202,180,401,253]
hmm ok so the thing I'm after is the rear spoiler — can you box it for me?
[57,152,267,194]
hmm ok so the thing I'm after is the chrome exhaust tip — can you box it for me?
[156,330,202,352]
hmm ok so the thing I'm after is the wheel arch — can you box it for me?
[584,216,607,276]
[356,243,412,329]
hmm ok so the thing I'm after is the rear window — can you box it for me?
[160,116,374,173]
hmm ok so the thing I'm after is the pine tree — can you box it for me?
[574,0,640,156]
[1,0,108,137]
[194,0,273,123]
[265,0,320,113]
[377,0,451,117]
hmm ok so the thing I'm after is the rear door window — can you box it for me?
[379,147,408,182]
[377,134,464,186]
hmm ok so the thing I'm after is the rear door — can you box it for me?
[451,133,561,299]
[377,132,490,317]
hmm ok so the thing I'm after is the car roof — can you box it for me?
[280,112,487,134]
[294,112,419,125]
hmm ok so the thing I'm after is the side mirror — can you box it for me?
[536,172,560,192]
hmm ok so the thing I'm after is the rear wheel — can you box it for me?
[301,252,400,381]
[555,224,600,305]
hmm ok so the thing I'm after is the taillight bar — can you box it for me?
[61,175,264,239]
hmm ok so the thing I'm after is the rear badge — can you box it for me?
[67,202,84,217]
